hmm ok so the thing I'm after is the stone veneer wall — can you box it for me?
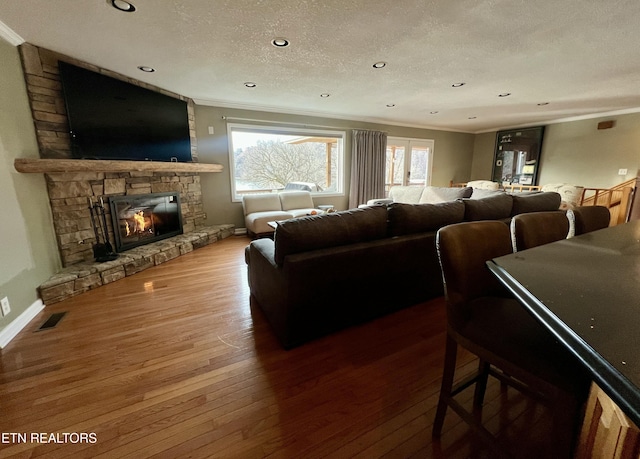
[47,171,206,267]
[17,43,209,267]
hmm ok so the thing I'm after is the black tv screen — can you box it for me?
[58,61,192,162]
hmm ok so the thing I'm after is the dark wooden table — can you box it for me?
[487,220,640,428]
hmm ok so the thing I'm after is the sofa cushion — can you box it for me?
[463,193,514,221]
[511,191,562,216]
[470,188,505,199]
[387,201,465,236]
[242,194,282,215]
[279,191,314,211]
[245,210,294,235]
[388,186,425,204]
[419,186,473,204]
[274,205,388,265]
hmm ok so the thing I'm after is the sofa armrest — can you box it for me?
[248,238,278,268]
[247,239,295,347]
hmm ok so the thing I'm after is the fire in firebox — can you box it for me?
[109,192,183,252]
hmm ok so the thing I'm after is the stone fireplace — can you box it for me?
[46,170,204,267]
[35,169,233,304]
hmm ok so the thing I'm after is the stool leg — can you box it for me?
[473,360,490,410]
[433,334,458,437]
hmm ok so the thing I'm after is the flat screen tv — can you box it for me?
[58,61,192,162]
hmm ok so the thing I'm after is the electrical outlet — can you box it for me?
[618,168,628,176]
[1,297,10,317]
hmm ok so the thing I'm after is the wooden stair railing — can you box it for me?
[501,184,542,193]
[580,178,636,226]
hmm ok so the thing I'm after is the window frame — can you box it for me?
[227,123,346,202]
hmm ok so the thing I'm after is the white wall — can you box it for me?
[539,114,640,188]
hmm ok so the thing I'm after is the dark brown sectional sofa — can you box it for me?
[246,191,562,349]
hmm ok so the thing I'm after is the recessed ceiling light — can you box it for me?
[244,82,257,88]
[386,104,396,107]
[498,93,511,97]
[537,102,550,106]
[373,62,387,69]
[110,0,136,12]
[137,66,155,72]
[320,93,330,98]
[452,82,465,87]
[271,38,290,47]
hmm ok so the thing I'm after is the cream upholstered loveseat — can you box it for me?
[242,191,319,237]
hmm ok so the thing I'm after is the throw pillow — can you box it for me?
[463,193,514,221]
[540,184,585,209]
[387,201,465,236]
[419,186,473,204]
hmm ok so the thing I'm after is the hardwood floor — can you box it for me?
[0,236,557,458]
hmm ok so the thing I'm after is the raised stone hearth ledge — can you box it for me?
[14,158,223,174]
[39,224,235,305]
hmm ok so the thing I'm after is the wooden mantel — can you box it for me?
[14,158,223,174]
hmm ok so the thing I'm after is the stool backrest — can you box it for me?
[568,206,610,235]
[510,211,569,252]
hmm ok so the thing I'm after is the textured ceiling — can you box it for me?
[1,0,640,133]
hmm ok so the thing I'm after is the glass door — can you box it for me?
[385,137,434,196]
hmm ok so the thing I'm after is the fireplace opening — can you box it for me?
[109,192,183,252]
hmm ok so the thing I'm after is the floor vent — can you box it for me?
[36,312,67,331]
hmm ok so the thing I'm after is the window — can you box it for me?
[385,137,434,195]
[228,124,345,201]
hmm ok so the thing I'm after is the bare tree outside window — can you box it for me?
[236,140,329,190]
[229,126,344,199]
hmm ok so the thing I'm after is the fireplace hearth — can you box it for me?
[109,192,183,252]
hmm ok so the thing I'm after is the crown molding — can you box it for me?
[475,107,640,134]
[0,20,24,46]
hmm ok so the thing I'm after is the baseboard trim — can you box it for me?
[0,299,45,349]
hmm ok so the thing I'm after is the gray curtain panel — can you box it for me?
[349,130,387,208]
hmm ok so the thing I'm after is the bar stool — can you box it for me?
[433,221,590,457]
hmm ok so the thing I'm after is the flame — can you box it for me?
[134,211,146,233]
[125,221,131,236]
